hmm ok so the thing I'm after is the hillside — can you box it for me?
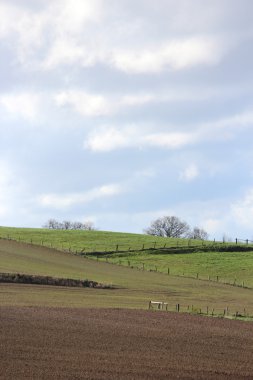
[0,235,253,317]
[1,226,253,287]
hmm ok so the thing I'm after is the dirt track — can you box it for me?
[1,307,253,379]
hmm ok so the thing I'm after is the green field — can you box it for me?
[0,226,229,252]
[0,226,173,251]
[99,249,253,288]
[1,226,253,288]
[0,229,253,318]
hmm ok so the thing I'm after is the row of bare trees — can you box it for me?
[43,218,96,231]
[145,216,208,240]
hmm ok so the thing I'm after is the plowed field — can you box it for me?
[1,307,253,379]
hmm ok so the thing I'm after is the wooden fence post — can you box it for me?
[168,267,170,275]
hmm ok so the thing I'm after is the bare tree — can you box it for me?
[62,220,72,230]
[43,219,96,231]
[82,221,95,231]
[145,216,191,238]
[43,218,60,229]
[190,227,208,240]
[72,221,84,230]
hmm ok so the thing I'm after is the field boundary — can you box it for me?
[0,272,113,289]
[1,232,253,255]
[148,300,253,321]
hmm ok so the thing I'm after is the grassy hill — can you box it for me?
[1,226,253,287]
[0,226,205,252]
[0,228,253,317]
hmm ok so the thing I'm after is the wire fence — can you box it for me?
[1,233,253,255]
[148,301,253,320]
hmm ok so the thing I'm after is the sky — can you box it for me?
[0,0,253,240]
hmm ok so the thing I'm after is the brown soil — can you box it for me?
[0,307,253,380]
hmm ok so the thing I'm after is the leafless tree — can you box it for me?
[43,219,96,231]
[72,221,84,230]
[62,220,72,230]
[82,221,95,231]
[43,218,60,229]
[190,227,208,240]
[145,216,191,238]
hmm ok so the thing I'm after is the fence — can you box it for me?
[235,238,253,245]
[148,300,253,320]
[1,233,253,255]
[94,256,252,290]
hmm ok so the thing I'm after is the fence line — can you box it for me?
[148,300,253,320]
[1,234,253,255]
[235,238,253,245]
[90,256,253,290]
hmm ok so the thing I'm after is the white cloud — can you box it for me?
[201,218,224,235]
[144,132,195,148]
[43,38,92,70]
[111,36,222,74]
[0,2,231,74]
[54,90,157,117]
[38,183,123,209]
[55,90,111,117]
[84,126,138,151]
[52,0,102,34]
[204,110,253,134]
[0,3,15,38]
[83,105,253,152]
[0,92,40,121]
[0,0,103,67]
[121,94,155,106]
[179,164,199,182]
[231,188,253,227]
[53,86,251,119]
[0,160,28,220]
[191,109,253,145]
[0,160,12,217]
[85,126,196,152]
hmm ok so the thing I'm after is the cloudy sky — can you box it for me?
[1,0,253,240]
